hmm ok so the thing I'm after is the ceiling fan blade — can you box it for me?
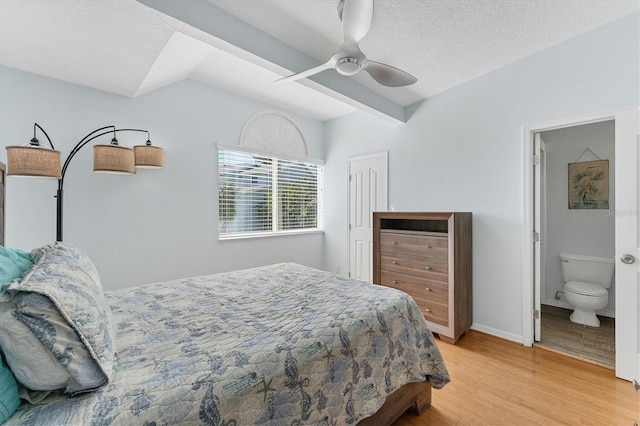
[342,0,374,46]
[275,60,334,84]
[362,60,417,87]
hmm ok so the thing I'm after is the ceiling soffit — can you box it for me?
[137,0,408,123]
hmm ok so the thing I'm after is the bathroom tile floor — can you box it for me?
[537,304,615,367]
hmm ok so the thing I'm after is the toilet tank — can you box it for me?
[559,253,615,288]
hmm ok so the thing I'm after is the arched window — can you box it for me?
[240,111,308,156]
[218,111,323,239]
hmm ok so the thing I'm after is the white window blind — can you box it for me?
[218,147,323,238]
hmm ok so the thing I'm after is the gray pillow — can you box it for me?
[6,242,117,393]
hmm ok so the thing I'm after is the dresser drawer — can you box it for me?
[380,271,448,305]
[413,298,448,327]
[380,231,448,259]
[380,253,448,281]
[380,280,448,326]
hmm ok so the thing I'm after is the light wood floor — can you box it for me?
[394,330,639,425]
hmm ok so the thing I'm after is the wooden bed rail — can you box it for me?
[359,380,432,425]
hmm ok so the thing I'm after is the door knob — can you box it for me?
[620,254,636,264]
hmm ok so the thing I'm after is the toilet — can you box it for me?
[559,253,615,327]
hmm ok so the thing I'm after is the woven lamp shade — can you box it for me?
[6,146,61,178]
[134,145,164,169]
[93,145,135,174]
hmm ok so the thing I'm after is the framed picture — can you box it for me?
[568,159,609,209]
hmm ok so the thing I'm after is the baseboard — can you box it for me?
[543,298,573,311]
[470,323,523,344]
[469,309,614,345]
[542,299,615,318]
[598,308,615,318]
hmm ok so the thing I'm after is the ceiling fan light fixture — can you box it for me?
[336,57,361,76]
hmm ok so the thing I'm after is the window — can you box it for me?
[218,146,323,238]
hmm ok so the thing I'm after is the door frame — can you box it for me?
[521,106,638,381]
[347,151,388,281]
[533,133,547,341]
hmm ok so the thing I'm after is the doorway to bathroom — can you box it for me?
[523,107,639,383]
[534,121,616,367]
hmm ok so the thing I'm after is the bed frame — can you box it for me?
[359,380,432,425]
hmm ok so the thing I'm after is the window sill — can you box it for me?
[218,229,324,241]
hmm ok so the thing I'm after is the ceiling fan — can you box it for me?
[276,0,417,87]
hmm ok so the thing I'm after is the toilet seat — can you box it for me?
[565,281,607,297]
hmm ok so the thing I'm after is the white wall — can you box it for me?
[0,67,325,289]
[542,121,615,315]
[323,12,639,341]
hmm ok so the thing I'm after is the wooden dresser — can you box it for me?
[373,212,472,343]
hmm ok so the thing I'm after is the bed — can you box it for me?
[0,242,450,425]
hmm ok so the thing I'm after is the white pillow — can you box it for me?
[0,309,70,390]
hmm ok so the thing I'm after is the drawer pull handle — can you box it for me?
[392,241,398,245]
[425,266,431,270]
[425,308,431,313]
[392,261,398,264]
[392,280,398,284]
[425,245,431,248]
[425,287,431,291]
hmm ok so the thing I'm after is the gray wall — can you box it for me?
[0,67,325,289]
[542,121,615,316]
[322,13,638,341]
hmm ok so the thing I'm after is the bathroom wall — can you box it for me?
[542,120,615,316]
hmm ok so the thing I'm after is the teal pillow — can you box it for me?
[0,246,33,291]
[0,354,20,423]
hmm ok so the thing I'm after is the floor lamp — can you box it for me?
[6,123,164,241]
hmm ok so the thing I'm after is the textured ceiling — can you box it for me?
[0,0,358,121]
[208,0,640,106]
[0,0,638,122]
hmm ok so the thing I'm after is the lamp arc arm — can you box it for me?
[117,128,151,144]
[55,126,150,242]
[60,126,116,187]
[116,128,149,136]
[34,123,56,149]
